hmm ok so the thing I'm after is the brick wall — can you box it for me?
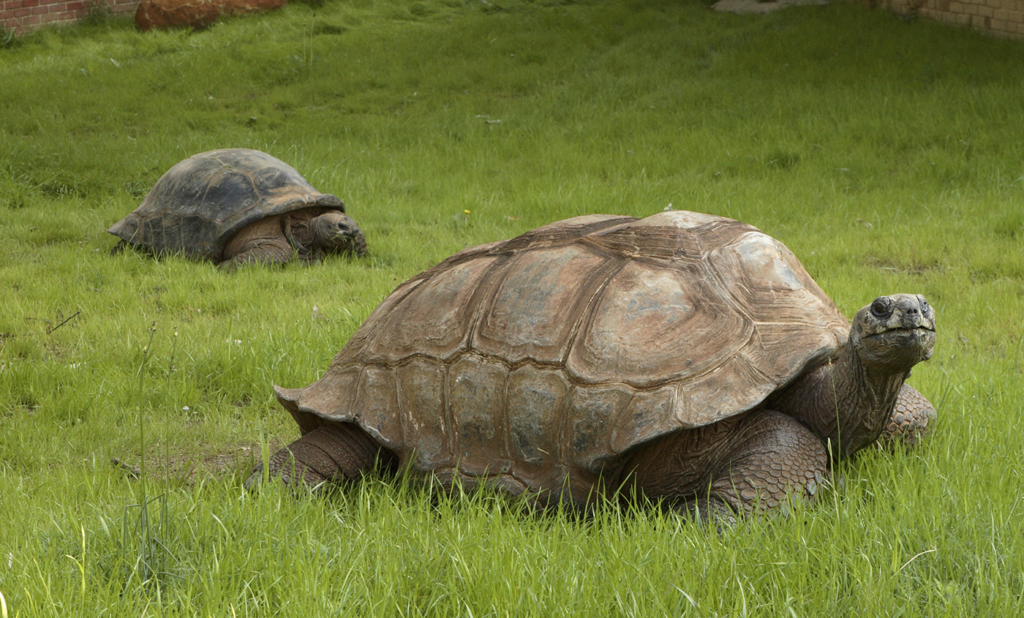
[5,0,1024,39]
[2,0,137,35]
[865,0,1024,37]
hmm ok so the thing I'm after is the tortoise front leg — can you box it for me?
[625,411,828,521]
[219,238,294,270]
[880,384,937,448]
[246,423,394,489]
[700,411,829,518]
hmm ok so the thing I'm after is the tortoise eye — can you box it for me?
[870,299,891,318]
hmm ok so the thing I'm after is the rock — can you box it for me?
[135,0,287,31]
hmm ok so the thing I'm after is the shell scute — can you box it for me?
[567,384,633,473]
[497,214,634,253]
[671,355,773,428]
[355,366,403,450]
[473,245,610,364]
[448,354,512,476]
[567,259,752,387]
[505,365,570,471]
[364,257,498,362]
[708,231,841,324]
[608,386,677,455]
[396,358,450,472]
[742,322,844,383]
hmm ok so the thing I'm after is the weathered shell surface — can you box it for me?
[276,211,849,501]
[108,148,343,261]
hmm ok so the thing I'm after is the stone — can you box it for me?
[135,0,286,31]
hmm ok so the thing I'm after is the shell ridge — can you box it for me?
[333,278,427,365]
[498,356,514,467]
[442,357,458,463]
[554,383,574,491]
[559,254,627,370]
[463,253,517,356]
[350,364,399,449]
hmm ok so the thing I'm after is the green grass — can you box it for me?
[2,0,1024,614]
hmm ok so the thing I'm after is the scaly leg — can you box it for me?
[880,383,936,448]
[219,238,294,270]
[246,423,394,489]
[624,410,828,521]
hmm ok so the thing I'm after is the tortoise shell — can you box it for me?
[276,211,850,503]
[108,148,344,261]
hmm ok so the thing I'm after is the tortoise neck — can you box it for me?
[284,213,317,254]
[770,343,909,459]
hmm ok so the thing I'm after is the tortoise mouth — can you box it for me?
[870,326,934,339]
[860,326,936,368]
[326,232,354,245]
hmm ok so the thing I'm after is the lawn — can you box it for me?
[1,0,1023,615]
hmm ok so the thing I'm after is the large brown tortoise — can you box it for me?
[251,211,937,519]
[109,148,367,270]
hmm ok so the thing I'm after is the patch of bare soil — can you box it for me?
[110,439,285,485]
[711,0,830,14]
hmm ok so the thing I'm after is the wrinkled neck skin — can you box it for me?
[310,216,333,248]
[769,343,909,460]
[281,212,317,255]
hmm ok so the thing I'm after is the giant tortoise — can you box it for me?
[109,148,367,270]
[252,211,937,518]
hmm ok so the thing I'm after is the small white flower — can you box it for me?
[183,406,190,411]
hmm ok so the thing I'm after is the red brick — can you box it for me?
[47,3,62,11]
[0,9,12,18]
[13,6,29,14]
[5,1,23,9]
[23,12,39,21]
[31,5,47,13]
[66,1,81,8]
[21,0,38,7]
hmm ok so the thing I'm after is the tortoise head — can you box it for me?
[850,294,936,372]
[311,212,368,257]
